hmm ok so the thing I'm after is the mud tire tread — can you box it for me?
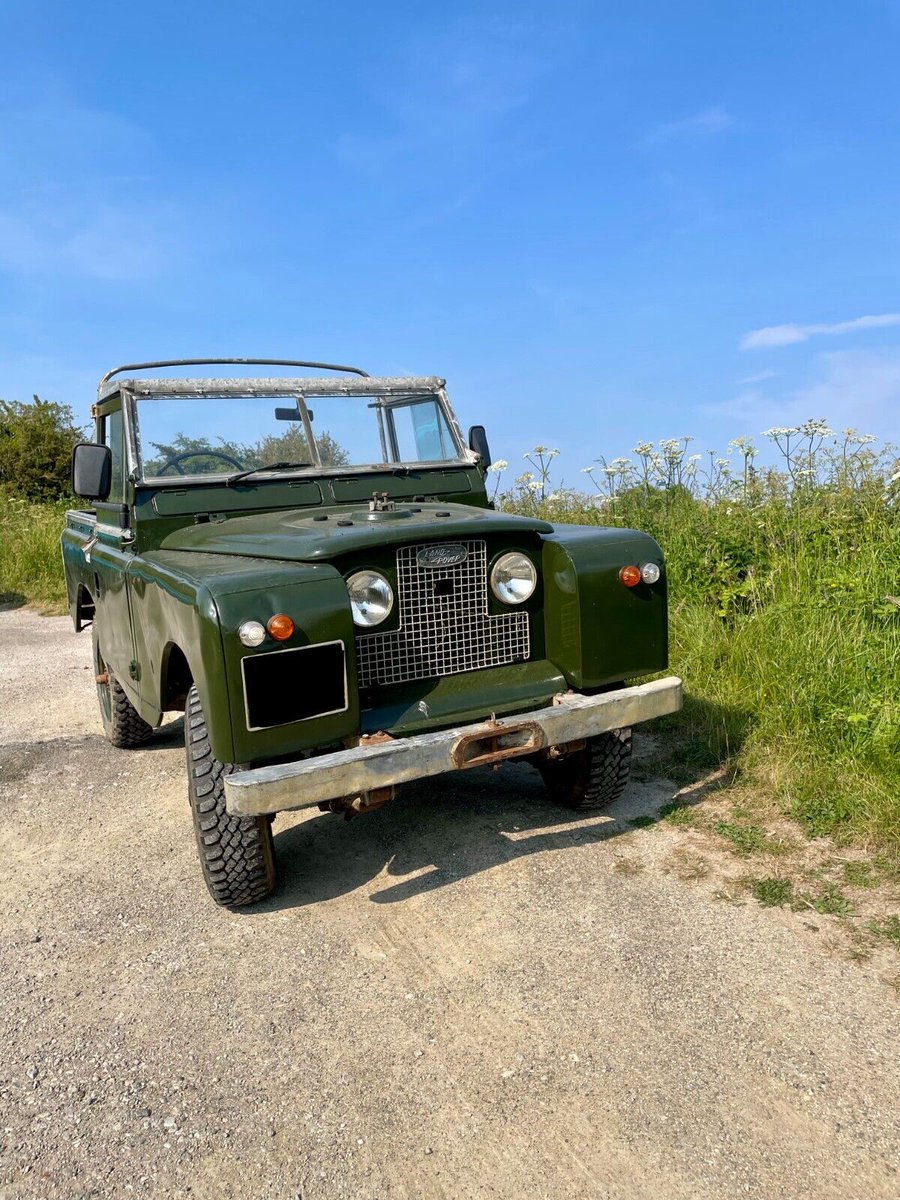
[186,685,276,907]
[540,728,632,811]
[92,624,154,749]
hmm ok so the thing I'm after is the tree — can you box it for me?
[143,434,250,477]
[0,396,86,500]
[143,426,350,475]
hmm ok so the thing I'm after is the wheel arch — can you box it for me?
[74,583,96,633]
[159,641,194,712]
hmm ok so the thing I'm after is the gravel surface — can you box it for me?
[0,607,897,1199]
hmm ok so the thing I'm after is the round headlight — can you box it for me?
[346,570,394,627]
[490,552,537,605]
[640,562,661,585]
[238,619,267,647]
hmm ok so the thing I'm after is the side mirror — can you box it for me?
[468,425,492,469]
[71,442,112,501]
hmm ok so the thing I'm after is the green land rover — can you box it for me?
[61,358,681,907]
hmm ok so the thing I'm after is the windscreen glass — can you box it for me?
[134,392,461,479]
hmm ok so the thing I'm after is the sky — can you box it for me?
[2,0,900,481]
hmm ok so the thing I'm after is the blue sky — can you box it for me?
[2,1,900,480]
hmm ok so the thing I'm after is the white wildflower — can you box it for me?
[633,442,654,456]
[488,459,508,473]
[527,480,542,492]
[798,418,834,438]
[762,427,798,439]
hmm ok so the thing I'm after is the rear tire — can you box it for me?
[186,685,276,907]
[92,623,153,749]
[539,729,632,811]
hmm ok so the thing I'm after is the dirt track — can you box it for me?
[0,607,897,1199]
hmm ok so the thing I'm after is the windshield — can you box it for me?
[134,391,462,480]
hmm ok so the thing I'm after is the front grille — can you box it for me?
[356,539,530,688]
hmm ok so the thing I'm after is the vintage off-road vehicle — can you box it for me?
[62,358,681,906]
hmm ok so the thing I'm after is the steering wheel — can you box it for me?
[157,450,245,476]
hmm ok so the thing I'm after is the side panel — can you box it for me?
[541,525,668,688]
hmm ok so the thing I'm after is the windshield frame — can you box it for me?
[111,375,473,486]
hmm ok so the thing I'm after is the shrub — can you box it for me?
[0,396,85,500]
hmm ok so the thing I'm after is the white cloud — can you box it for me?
[740,313,900,350]
[737,369,778,385]
[706,348,900,442]
[644,106,732,144]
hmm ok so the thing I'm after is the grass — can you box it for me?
[0,493,70,613]
[504,431,900,857]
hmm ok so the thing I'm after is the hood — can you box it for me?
[159,501,554,563]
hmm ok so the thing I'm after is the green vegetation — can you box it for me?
[0,397,85,500]
[502,424,900,854]
[747,876,856,916]
[0,495,71,612]
[867,916,900,947]
[750,877,795,907]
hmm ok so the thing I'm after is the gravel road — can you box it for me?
[0,607,897,1200]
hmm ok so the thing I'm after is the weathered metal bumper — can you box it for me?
[224,676,682,816]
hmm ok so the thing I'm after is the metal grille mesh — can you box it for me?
[356,540,530,688]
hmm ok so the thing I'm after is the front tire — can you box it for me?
[539,729,632,811]
[186,685,276,907]
[92,623,153,749]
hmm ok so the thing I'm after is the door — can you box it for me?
[89,406,138,697]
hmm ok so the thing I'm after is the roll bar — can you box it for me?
[98,357,370,393]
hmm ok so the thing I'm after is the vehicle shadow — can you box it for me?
[257,740,695,912]
[642,694,752,790]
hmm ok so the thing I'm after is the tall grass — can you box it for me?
[500,426,900,850]
[0,493,70,613]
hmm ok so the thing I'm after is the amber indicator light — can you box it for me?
[266,613,295,641]
[618,565,642,588]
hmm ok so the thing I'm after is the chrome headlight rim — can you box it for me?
[346,569,394,628]
[489,551,537,605]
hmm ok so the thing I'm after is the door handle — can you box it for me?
[83,533,98,563]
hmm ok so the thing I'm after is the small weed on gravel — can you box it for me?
[867,916,900,948]
[808,884,855,917]
[750,877,796,907]
[841,861,879,888]
[668,849,710,881]
[658,801,700,827]
[613,856,645,877]
[630,815,657,830]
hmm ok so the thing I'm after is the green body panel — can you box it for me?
[359,660,567,736]
[157,501,553,562]
[542,526,668,688]
[62,434,670,772]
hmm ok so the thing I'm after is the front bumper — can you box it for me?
[224,675,682,817]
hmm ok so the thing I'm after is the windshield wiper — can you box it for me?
[225,461,310,488]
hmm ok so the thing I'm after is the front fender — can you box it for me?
[541,524,668,688]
